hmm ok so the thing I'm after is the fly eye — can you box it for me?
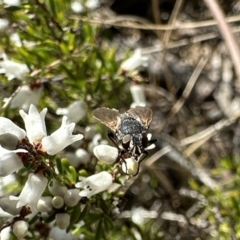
[122,134,131,144]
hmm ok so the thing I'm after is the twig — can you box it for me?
[203,0,240,88]
[181,109,240,146]
[145,145,172,167]
[154,56,208,133]
[151,0,162,39]
[161,0,184,45]
[0,86,21,115]
[70,14,240,31]
[145,143,218,189]
[148,167,176,196]
[139,25,240,55]
[158,0,184,88]
[169,56,208,118]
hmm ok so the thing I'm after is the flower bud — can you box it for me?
[0,196,20,216]
[122,157,139,175]
[48,180,68,197]
[0,148,24,177]
[64,189,81,207]
[56,100,87,123]
[75,148,91,164]
[84,126,96,140]
[93,145,118,164]
[12,220,28,239]
[37,196,53,212]
[55,213,70,229]
[52,196,64,209]
[130,84,147,108]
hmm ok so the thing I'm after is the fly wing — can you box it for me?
[127,106,153,128]
[92,107,120,132]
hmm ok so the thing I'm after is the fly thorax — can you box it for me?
[119,117,143,136]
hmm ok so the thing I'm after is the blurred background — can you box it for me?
[1,0,240,239]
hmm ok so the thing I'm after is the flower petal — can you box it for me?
[0,117,26,141]
[0,146,26,177]
[16,172,48,214]
[0,55,29,80]
[120,49,148,72]
[75,171,113,198]
[41,116,83,155]
[19,104,47,144]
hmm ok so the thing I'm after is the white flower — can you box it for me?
[75,171,113,198]
[0,123,27,178]
[56,100,87,123]
[130,85,147,108]
[55,213,71,229]
[42,116,83,155]
[0,18,9,30]
[10,33,22,47]
[93,145,118,164]
[121,157,139,176]
[71,0,84,13]
[3,0,21,6]
[85,0,99,9]
[0,146,27,177]
[0,54,29,80]
[16,172,48,213]
[49,226,77,240]
[12,220,29,239]
[20,104,47,144]
[120,49,148,72]
[6,84,43,110]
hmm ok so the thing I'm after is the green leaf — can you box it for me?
[78,204,90,221]
[56,158,63,175]
[68,165,77,183]
[95,219,103,240]
[44,212,57,223]
[70,204,82,224]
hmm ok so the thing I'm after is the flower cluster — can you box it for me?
[0,104,117,239]
[0,102,154,239]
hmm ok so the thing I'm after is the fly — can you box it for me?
[92,106,156,175]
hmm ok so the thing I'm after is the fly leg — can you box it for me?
[107,131,129,177]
